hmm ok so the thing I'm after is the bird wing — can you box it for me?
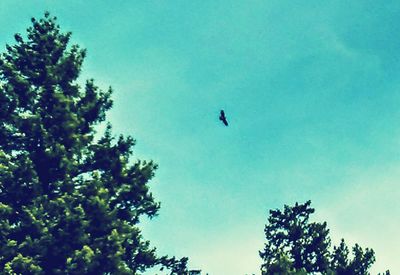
[219,110,228,126]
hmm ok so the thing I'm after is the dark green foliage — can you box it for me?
[265,252,307,275]
[331,240,375,275]
[0,12,187,274]
[260,201,377,275]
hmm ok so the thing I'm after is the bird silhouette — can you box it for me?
[219,110,228,126]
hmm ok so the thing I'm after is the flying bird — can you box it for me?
[219,110,228,126]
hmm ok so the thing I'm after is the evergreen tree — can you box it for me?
[260,201,377,275]
[0,12,187,274]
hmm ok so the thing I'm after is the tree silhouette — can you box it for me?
[0,12,187,274]
[260,201,378,275]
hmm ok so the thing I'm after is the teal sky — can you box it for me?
[2,1,400,274]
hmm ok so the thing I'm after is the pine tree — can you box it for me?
[260,201,378,275]
[0,12,187,274]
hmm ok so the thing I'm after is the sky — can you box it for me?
[1,1,400,274]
